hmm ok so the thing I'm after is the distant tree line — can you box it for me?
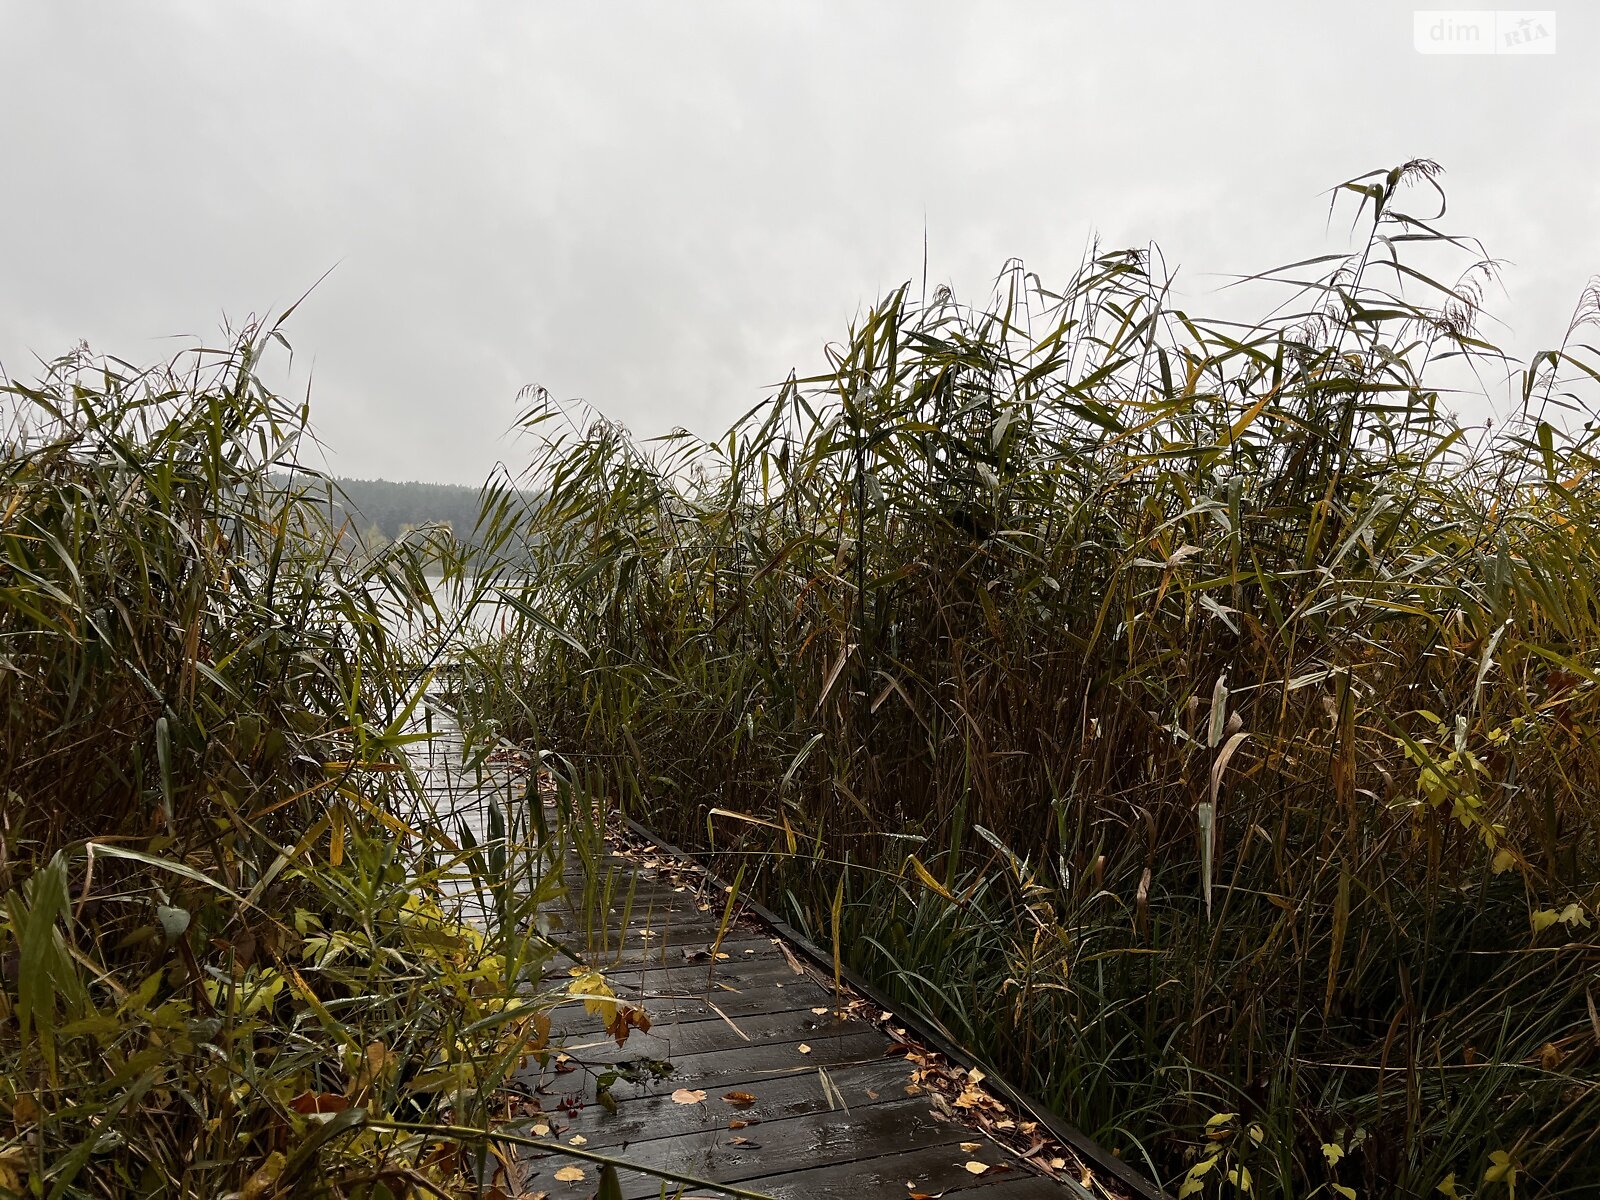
[271,475,538,569]
[318,476,486,542]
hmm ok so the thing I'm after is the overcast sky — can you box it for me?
[3,2,1597,485]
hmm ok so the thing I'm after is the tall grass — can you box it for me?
[0,326,626,1198]
[461,163,1600,1198]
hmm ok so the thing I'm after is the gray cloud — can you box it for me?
[3,1,1597,484]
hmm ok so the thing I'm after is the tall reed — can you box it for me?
[462,163,1600,1197]
[0,324,618,1198]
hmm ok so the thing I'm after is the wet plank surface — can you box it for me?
[410,704,1103,1200]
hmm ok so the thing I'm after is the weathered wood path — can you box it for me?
[410,703,1135,1200]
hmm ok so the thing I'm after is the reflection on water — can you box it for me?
[395,693,570,934]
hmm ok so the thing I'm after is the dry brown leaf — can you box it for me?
[553,1165,585,1182]
[289,1090,350,1115]
[954,1086,985,1109]
[10,1094,38,1128]
[671,1088,708,1105]
[606,1002,652,1047]
[964,1161,990,1175]
[797,1043,812,1055]
[345,1040,392,1101]
[722,1090,757,1106]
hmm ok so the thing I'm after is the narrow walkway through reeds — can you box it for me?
[406,703,1124,1200]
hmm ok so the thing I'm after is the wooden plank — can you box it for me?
[685,1139,1041,1200]
[562,905,765,936]
[587,949,807,990]
[550,1008,866,1066]
[528,1097,969,1199]
[550,934,776,972]
[519,1029,891,1104]
[546,980,835,1037]
[524,1056,915,1150]
[545,973,831,1030]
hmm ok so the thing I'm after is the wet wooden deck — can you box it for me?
[409,703,1129,1200]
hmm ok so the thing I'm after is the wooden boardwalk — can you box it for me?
[409,704,1138,1200]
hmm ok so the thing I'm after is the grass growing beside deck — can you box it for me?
[0,329,627,1198]
[458,163,1600,1198]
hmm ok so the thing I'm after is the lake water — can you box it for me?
[377,573,523,656]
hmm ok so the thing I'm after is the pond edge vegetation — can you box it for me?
[453,163,1600,1198]
[0,326,662,1198]
[8,159,1600,1199]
